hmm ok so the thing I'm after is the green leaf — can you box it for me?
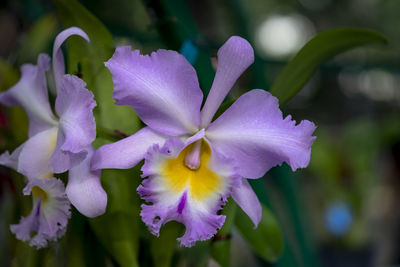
[150,222,183,267]
[269,28,388,105]
[210,200,237,267]
[234,204,284,262]
[0,59,19,90]
[93,67,141,134]
[17,14,58,64]
[179,241,211,267]
[53,0,140,133]
[0,60,28,145]
[89,169,141,267]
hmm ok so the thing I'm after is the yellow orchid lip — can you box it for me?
[138,136,239,248]
[161,140,222,201]
[32,186,49,203]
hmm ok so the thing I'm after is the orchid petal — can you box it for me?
[56,75,96,153]
[91,127,168,170]
[105,47,203,135]
[49,130,87,174]
[200,36,254,127]
[0,144,24,171]
[207,90,316,178]
[49,74,96,173]
[0,54,58,137]
[67,146,107,218]
[52,27,89,92]
[11,177,71,248]
[231,179,262,227]
[18,127,58,179]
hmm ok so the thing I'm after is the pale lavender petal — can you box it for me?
[56,75,96,153]
[206,90,317,178]
[231,179,261,228]
[49,130,87,174]
[0,144,24,171]
[140,198,226,247]
[138,137,240,247]
[10,202,40,243]
[49,75,96,173]
[200,36,254,127]
[10,177,71,248]
[18,127,59,179]
[105,47,203,135]
[91,127,168,170]
[67,146,107,218]
[52,27,89,92]
[0,54,58,136]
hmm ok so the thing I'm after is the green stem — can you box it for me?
[96,126,128,141]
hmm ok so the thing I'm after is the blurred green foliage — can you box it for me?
[270,28,388,105]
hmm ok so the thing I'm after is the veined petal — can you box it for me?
[18,127,59,179]
[0,54,58,137]
[67,146,107,218]
[10,177,71,248]
[105,47,203,136]
[206,90,316,178]
[231,179,261,228]
[138,138,240,247]
[49,74,96,173]
[56,75,96,153]
[91,127,168,170]
[200,36,254,127]
[52,27,89,92]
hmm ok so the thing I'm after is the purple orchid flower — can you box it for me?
[0,27,107,247]
[10,177,71,248]
[92,36,316,247]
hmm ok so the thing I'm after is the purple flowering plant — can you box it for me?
[0,27,107,248]
[1,26,315,250]
[0,0,388,265]
[91,36,316,247]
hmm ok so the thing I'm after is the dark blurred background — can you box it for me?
[1,0,400,266]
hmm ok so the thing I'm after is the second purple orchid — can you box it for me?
[0,27,107,248]
[92,36,316,247]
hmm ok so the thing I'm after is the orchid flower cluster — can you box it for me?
[0,28,107,248]
[0,27,316,248]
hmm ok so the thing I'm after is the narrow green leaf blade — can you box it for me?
[150,222,183,267]
[234,204,284,262]
[210,199,236,267]
[89,169,141,267]
[269,28,387,105]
